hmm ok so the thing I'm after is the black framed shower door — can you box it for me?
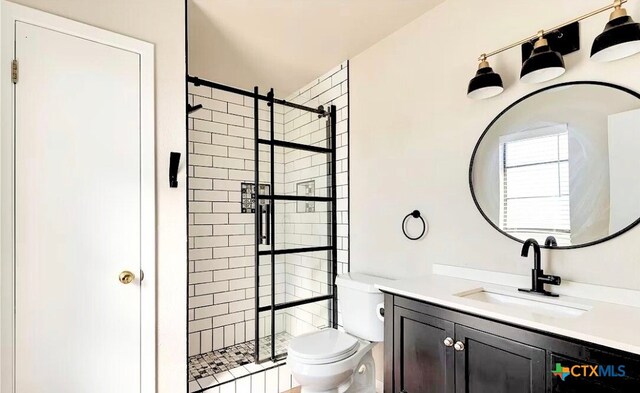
[253,87,338,363]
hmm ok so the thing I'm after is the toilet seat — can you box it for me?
[288,329,360,365]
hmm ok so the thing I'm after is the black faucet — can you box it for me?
[518,238,561,297]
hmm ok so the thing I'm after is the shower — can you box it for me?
[186,68,346,391]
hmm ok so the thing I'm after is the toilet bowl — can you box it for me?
[287,273,392,393]
[287,329,376,393]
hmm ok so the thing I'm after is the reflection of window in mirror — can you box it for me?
[498,125,571,245]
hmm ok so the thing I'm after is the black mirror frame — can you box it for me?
[469,80,640,250]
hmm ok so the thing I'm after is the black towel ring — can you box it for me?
[402,210,427,240]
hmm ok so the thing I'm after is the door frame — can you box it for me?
[0,2,156,392]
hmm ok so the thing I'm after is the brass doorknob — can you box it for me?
[119,271,135,284]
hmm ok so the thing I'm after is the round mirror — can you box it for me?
[470,81,640,249]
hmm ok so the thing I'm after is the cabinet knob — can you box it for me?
[443,337,454,347]
[454,341,465,351]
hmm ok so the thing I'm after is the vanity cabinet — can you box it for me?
[384,294,640,393]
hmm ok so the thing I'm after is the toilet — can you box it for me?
[287,273,389,393]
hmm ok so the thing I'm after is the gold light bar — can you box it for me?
[479,0,628,61]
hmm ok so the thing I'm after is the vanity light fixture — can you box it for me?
[467,56,504,99]
[591,0,640,61]
[520,32,566,84]
[468,0,639,99]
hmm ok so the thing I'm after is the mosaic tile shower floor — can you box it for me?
[188,332,293,391]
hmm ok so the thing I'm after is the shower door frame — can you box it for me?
[254,87,338,363]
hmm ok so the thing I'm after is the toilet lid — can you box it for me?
[288,329,359,364]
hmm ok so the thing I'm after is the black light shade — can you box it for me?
[520,40,565,84]
[467,64,504,99]
[591,14,640,62]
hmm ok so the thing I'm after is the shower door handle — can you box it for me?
[264,204,271,246]
[258,204,271,246]
[258,204,263,245]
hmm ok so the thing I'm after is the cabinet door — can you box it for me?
[454,325,545,393]
[393,307,455,393]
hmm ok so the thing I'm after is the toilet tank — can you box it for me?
[336,273,392,342]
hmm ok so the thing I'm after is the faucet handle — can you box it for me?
[544,236,558,247]
[539,274,561,286]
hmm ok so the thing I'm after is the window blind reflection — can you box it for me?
[500,130,571,245]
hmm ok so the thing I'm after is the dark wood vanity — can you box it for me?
[383,293,640,393]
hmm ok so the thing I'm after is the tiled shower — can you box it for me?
[187,61,349,392]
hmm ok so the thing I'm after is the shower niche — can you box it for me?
[296,181,316,213]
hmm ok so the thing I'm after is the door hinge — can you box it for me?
[11,59,18,84]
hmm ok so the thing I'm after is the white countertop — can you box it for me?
[376,274,640,355]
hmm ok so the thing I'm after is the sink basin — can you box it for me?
[455,288,591,318]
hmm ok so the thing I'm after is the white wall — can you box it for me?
[5,0,187,391]
[350,0,640,290]
[608,108,640,233]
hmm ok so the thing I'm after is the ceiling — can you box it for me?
[188,0,446,96]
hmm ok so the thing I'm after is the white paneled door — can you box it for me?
[1,3,155,393]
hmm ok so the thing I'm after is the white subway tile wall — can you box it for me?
[188,83,286,356]
[281,61,350,336]
[188,60,349,392]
